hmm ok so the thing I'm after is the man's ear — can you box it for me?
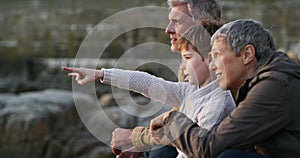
[242,44,256,65]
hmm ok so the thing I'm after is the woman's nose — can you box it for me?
[209,60,216,71]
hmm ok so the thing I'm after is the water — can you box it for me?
[0,0,299,56]
[0,0,299,79]
[222,0,300,51]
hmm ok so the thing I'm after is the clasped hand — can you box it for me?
[111,128,142,158]
[150,110,175,145]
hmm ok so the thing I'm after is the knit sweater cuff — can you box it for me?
[100,68,113,84]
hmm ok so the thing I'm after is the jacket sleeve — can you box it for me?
[131,126,154,150]
[131,126,173,151]
[163,78,291,158]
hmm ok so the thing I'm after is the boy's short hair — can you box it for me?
[178,22,222,59]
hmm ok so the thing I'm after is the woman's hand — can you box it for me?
[150,110,174,145]
[61,66,103,85]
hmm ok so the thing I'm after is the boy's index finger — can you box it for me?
[62,66,77,72]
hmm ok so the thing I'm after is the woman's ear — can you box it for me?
[242,44,256,65]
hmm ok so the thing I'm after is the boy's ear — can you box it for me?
[242,44,256,65]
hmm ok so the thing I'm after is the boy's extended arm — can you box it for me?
[101,68,186,107]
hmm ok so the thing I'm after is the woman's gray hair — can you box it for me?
[167,0,221,21]
[211,19,276,59]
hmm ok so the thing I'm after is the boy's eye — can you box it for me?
[183,55,191,59]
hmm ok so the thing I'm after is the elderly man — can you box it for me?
[149,19,300,158]
[110,0,222,157]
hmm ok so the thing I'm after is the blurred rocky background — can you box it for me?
[0,0,299,158]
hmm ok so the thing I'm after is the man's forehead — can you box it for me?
[169,5,191,18]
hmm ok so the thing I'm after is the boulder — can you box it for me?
[0,88,172,158]
[0,89,113,158]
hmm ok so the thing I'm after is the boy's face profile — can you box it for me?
[181,45,210,86]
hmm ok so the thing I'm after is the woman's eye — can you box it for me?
[212,52,220,58]
[176,21,182,25]
[207,57,212,63]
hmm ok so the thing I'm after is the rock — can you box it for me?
[0,89,116,158]
[0,78,13,93]
[45,140,63,158]
[0,88,171,158]
[99,93,116,107]
[0,93,17,109]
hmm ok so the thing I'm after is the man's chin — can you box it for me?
[170,46,180,54]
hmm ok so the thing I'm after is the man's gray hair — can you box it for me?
[211,19,276,59]
[167,0,221,21]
